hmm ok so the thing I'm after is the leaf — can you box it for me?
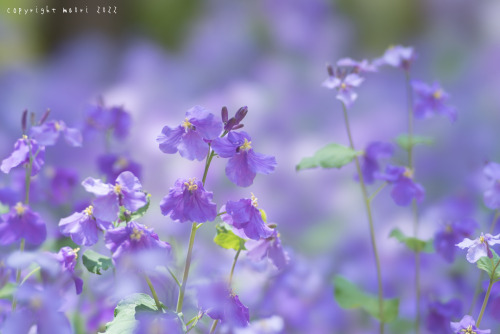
[389,228,434,253]
[477,250,500,281]
[103,293,160,334]
[296,143,362,171]
[0,282,16,300]
[119,194,151,222]
[82,249,114,275]
[214,225,246,251]
[333,276,399,323]
[396,135,433,151]
[0,203,9,214]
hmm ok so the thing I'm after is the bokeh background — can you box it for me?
[2,0,500,332]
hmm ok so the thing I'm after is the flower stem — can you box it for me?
[341,103,385,333]
[368,182,388,203]
[144,274,163,311]
[476,278,493,327]
[20,266,40,286]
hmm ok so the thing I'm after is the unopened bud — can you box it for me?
[234,106,248,123]
[39,109,51,125]
[21,110,28,134]
[224,118,237,132]
[221,106,228,123]
[327,64,334,77]
[30,112,35,126]
[232,124,244,130]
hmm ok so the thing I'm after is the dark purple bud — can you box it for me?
[234,106,248,123]
[221,106,228,123]
[488,246,493,259]
[224,118,237,132]
[326,64,334,77]
[21,110,28,134]
[232,124,244,130]
[30,112,35,126]
[39,109,51,125]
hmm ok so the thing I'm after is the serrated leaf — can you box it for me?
[389,228,434,253]
[102,293,160,334]
[396,135,433,151]
[333,276,399,323]
[82,249,113,275]
[214,225,246,251]
[477,250,500,281]
[119,194,151,222]
[0,282,16,300]
[296,143,362,171]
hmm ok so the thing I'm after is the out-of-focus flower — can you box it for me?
[53,246,83,294]
[104,221,171,264]
[0,203,46,246]
[246,229,288,270]
[59,205,111,246]
[337,58,378,73]
[82,171,147,222]
[376,165,425,206]
[1,285,72,334]
[483,162,500,210]
[412,80,457,122]
[30,120,82,147]
[456,233,500,263]
[134,312,183,334]
[358,141,394,184]
[434,218,478,263]
[83,102,132,139]
[322,72,364,109]
[234,315,285,334]
[221,194,273,240]
[0,136,45,176]
[197,281,249,328]
[48,167,78,206]
[160,178,217,223]
[425,299,462,334]
[211,131,276,187]
[376,45,416,70]
[450,315,490,334]
[97,153,142,183]
[157,105,222,161]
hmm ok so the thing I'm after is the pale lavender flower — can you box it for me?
[322,72,364,109]
[450,315,490,334]
[30,120,82,147]
[456,233,500,263]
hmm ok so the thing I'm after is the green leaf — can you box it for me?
[333,276,399,323]
[119,194,151,222]
[296,143,362,171]
[396,135,434,151]
[214,225,246,251]
[82,249,114,275]
[103,293,160,334]
[0,283,16,300]
[389,228,434,253]
[477,250,500,281]
[0,203,9,214]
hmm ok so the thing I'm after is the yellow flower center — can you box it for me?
[403,168,414,178]
[72,247,80,259]
[181,118,194,130]
[461,325,476,334]
[239,138,252,152]
[184,178,198,192]
[480,235,485,244]
[114,157,129,169]
[14,202,25,216]
[340,82,347,90]
[22,134,28,140]
[84,205,93,216]
[114,183,122,195]
[445,224,453,233]
[433,89,443,99]
[54,121,61,131]
[30,297,43,310]
[130,228,143,241]
[251,193,258,207]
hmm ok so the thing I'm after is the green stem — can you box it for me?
[202,150,216,186]
[20,266,40,286]
[168,267,181,288]
[176,222,198,314]
[476,278,493,327]
[342,103,385,334]
[209,320,219,334]
[368,182,388,203]
[144,275,163,311]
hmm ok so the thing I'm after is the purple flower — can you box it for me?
[412,80,457,122]
[53,246,83,295]
[49,168,78,206]
[376,45,416,70]
[246,229,289,270]
[221,194,273,240]
[337,58,378,73]
[322,73,364,108]
[82,171,147,222]
[376,165,425,206]
[197,281,249,328]
[30,120,82,147]
[456,233,500,263]
[222,106,248,132]
[160,178,217,223]
[135,312,183,334]
[211,131,277,187]
[1,136,45,176]
[0,203,46,246]
[425,299,462,334]
[450,315,490,334]
[59,205,112,246]
[434,218,478,263]
[104,221,171,264]
[97,153,142,183]
[157,105,222,161]
[83,102,132,139]
[358,141,394,184]
[483,162,500,210]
